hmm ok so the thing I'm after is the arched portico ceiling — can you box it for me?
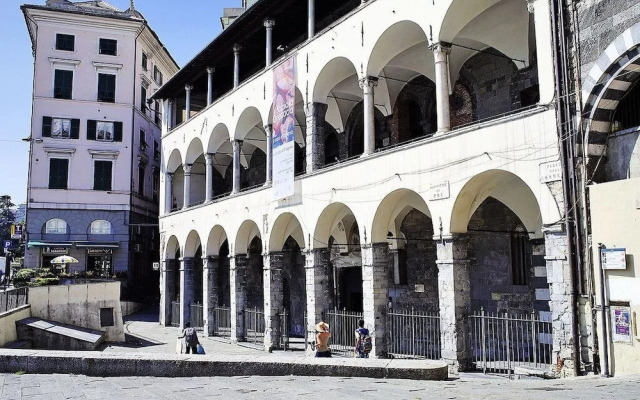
[440,0,531,81]
[235,220,262,255]
[207,123,231,154]
[313,203,359,250]
[234,106,265,142]
[371,189,431,243]
[206,225,228,257]
[184,230,202,258]
[164,235,180,260]
[166,149,183,173]
[185,137,205,165]
[450,170,543,238]
[269,212,305,252]
[312,57,360,104]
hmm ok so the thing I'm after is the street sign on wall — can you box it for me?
[601,248,627,270]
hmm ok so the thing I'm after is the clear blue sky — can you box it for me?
[0,0,239,206]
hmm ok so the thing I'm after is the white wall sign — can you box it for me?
[539,161,562,183]
[428,181,450,201]
[602,248,627,270]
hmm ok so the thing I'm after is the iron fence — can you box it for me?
[170,301,180,327]
[190,303,203,329]
[324,308,363,356]
[244,307,265,346]
[468,309,553,377]
[387,308,441,360]
[212,306,232,338]
[277,309,289,350]
[0,287,28,314]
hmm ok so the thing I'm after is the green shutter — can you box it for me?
[70,119,80,139]
[87,120,96,140]
[49,159,68,189]
[42,116,52,137]
[94,161,112,191]
[114,122,123,142]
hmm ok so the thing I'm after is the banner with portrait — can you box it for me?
[272,57,296,200]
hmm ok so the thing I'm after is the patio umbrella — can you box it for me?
[50,255,79,264]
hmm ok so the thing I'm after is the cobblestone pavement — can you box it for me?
[1,373,639,400]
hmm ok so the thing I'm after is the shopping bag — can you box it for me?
[175,338,183,354]
[197,343,205,355]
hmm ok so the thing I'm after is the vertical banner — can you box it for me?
[272,57,296,200]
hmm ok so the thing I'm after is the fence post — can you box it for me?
[481,308,486,374]
[505,312,511,379]
[531,310,537,367]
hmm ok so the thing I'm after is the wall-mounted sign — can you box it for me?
[152,262,160,271]
[10,225,23,240]
[414,284,425,293]
[428,181,450,201]
[87,248,113,255]
[611,305,632,343]
[602,248,627,270]
[272,57,296,201]
[44,247,68,255]
[539,161,562,183]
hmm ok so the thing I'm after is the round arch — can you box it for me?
[184,230,202,258]
[206,225,228,257]
[207,123,231,154]
[312,57,360,104]
[371,189,431,243]
[313,202,359,249]
[234,106,265,142]
[366,20,431,78]
[185,137,205,165]
[164,235,180,260]
[235,220,262,255]
[450,170,543,238]
[269,212,305,252]
[166,148,183,173]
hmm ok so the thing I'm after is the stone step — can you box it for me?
[4,340,32,349]
[16,317,105,351]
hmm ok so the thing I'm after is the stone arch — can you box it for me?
[450,170,543,239]
[206,225,228,256]
[185,137,205,165]
[234,106,265,142]
[184,230,202,258]
[371,189,431,244]
[313,202,359,250]
[164,235,180,260]
[166,148,183,173]
[235,219,262,255]
[269,212,305,252]
[312,57,360,104]
[207,123,231,154]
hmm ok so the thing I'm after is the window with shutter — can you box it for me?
[99,38,117,56]
[141,86,147,112]
[141,52,148,71]
[97,73,116,103]
[42,116,52,137]
[54,69,73,99]
[87,120,97,140]
[96,122,114,142]
[55,34,74,51]
[49,158,69,189]
[94,160,113,191]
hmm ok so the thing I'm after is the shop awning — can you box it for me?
[27,241,73,249]
[74,242,119,249]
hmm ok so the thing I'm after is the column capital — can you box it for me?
[184,163,193,174]
[526,0,535,13]
[233,139,244,146]
[207,67,215,74]
[205,153,215,162]
[359,76,379,90]
[429,42,452,54]
[233,44,243,54]
[185,84,193,93]
[264,19,276,29]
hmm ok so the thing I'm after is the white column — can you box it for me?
[205,153,214,202]
[232,140,242,194]
[264,125,273,186]
[183,164,192,209]
[207,67,215,106]
[185,85,193,121]
[308,0,315,39]
[359,76,378,156]
[165,172,173,213]
[264,19,275,67]
[167,100,175,130]
[529,0,554,104]
[431,43,452,133]
[233,44,242,89]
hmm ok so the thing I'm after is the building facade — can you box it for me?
[22,0,178,299]
[155,0,579,375]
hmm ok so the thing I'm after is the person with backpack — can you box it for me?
[355,319,372,358]
[178,322,200,354]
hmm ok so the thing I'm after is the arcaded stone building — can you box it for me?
[155,0,578,374]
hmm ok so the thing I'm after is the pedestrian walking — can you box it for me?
[355,319,372,358]
[314,321,331,358]
[178,322,200,354]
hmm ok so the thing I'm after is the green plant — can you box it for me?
[28,277,60,287]
[13,268,35,287]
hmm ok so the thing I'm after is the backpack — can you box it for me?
[185,327,198,345]
[358,328,372,354]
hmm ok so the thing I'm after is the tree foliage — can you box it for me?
[0,195,16,241]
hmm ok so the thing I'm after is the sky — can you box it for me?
[0,0,239,206]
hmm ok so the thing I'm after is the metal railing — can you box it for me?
[324,308,363,356]
[190,303,203,329]
[387,308,441,360]
[277,309,289,350]
[0,287,28,314]
[212,306,232,338]
[243,307,265,346]
[170,301,180,327]
[468,309,553,377]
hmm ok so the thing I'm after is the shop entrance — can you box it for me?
[87,250,112,277]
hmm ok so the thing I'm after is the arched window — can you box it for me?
[90,220,111,235]
[45,219,67,234]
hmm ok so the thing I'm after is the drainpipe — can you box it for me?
[597,244,610,377]
[550,0,580,376]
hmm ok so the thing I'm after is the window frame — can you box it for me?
[96,121,115,142]
[98,38,118,56]
[48,158,69,190]
[45,219,68,235]
[141,52,148,71]
[93,160,113,191]
[97,73,116,103]
[53,69,73,99]
[55,34,75,51]
[141,85,147,112]
[138,165,145,196]
[153,65,163,85]
[90,220,112,235]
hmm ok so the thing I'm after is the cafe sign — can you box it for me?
[45,247,68,255]
[87,248,113,255]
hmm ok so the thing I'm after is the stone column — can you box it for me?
[233,44,242,89]
[264,19,275,67]
[436,235,471,373]
[263,252,284,351]
[207,67,215,106]
[264,125,273,186]
[179,257,195,329]
[305,248,332,355]
[308,0,315,39]
[528,0,554,104]
[168,100,175,130]
[305,102,328,172]
[202,255,219,336]
[165,172,173,214]
[185,85,193,122]
[230,254,248,343]
[183,164,192,209]
[431,42,452,133]
[361,243,390,358]
[359,77,379,156]
[205,153,214,202]
[232,140,242,194]
[160,259,175,326]
[543,224,577,377]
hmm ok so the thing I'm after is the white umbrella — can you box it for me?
[50,255,79,264]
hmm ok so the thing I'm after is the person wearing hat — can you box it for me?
[314,321,331,357]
